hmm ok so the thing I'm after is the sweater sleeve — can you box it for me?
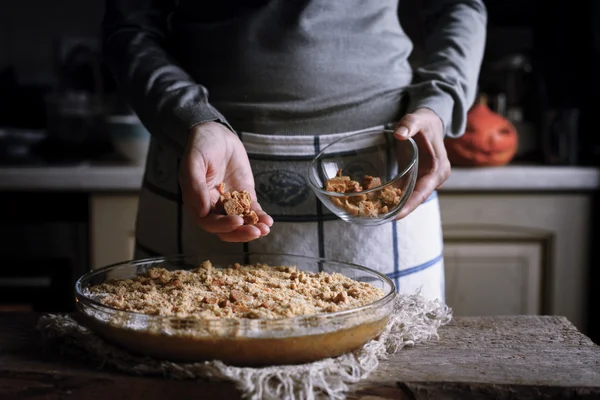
[404,0,487,138]
[102,0,232,156]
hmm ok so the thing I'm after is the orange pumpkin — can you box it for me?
[445,94,518,167]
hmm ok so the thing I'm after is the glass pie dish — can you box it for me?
[75,253,396,367]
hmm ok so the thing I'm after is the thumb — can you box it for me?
[394,114,421,140]
[180,156,212,219]
[191,171,212,218]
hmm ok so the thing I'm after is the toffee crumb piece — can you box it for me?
[215,183,259,225]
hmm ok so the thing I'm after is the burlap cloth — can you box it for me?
[37,293,452,400]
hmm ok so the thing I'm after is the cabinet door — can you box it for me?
[444,242,542,316]
[90,194,139,270]
[439,193,592,333]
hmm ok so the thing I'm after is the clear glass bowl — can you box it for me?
[308,129,418,225]
[75,253,396,367]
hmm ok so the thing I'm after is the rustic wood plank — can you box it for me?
[1,314,599,400]
[0,372,240,400]
[0,314,241,400]
[351,316,600,399]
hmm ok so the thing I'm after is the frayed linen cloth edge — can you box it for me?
[37,293,452,400]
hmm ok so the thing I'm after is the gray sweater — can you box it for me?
[102,0,487,156]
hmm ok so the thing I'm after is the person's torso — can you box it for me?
[169,0,414,134]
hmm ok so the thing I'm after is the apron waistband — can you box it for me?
[238,122,397,156]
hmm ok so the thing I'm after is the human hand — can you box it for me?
[178,122,273,242]
[393,107,451,220]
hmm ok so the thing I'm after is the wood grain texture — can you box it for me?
[1,314,599,400]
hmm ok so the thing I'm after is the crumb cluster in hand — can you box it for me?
[87,261,385,319]
[215,182,259,225]
[325,169,402,217]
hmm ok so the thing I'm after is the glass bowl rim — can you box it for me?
[307,128,418,198]
[75,252,397,328]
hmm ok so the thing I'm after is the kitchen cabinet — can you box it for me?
[439,193,592,333]
[90,194,139,270]
[444,242,542,316]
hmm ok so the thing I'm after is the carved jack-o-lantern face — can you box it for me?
[445,96,518,167]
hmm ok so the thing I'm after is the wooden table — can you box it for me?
[1,314,599,400]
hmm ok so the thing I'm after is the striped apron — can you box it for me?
[134,124,445,302]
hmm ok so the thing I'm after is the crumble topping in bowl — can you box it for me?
[325,169,402,217]
[87,261,385,320]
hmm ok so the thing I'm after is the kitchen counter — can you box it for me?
[0,163,145,191]
[1,314,599,399]
[0,164,599,192]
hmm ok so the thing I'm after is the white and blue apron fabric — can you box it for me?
[134,124,445,302]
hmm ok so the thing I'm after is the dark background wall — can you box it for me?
[0,0,104,85]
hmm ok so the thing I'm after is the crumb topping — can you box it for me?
[87,261,385,320]
[325,169,402,217]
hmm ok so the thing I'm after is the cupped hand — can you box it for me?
[178,122,273,242]
[393,107,451,220]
